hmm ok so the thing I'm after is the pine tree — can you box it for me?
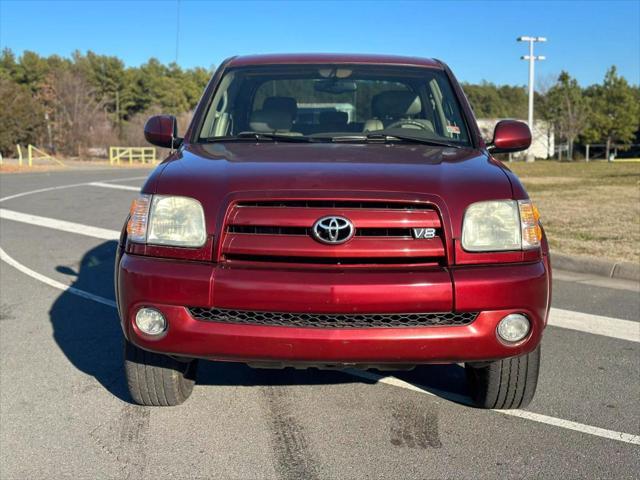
[584,66,640,161]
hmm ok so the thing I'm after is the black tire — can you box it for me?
[124,339,198,406]
[465,345,540,410]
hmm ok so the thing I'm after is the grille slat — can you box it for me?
[188,307,477,328]
[236,200,434,209]
[222,234,444,258]
[228,225,419,238]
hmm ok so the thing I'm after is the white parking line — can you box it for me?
[549,308,639,343]
[346,370,640,446]
[0,209,119,240]
[0,176,146,203]
[0,247,116,308]
[88,182,140,192]
[1,243,637,447]
[0,179,639,446]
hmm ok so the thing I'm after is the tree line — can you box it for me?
[0,49,210,156]
[1,48,638,160]
[464,69,639,160]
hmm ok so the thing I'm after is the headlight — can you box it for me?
[127,194,206,247]
[462,199,541,252]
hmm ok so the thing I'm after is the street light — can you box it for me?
[518,36,546,162]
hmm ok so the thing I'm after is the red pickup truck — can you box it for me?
[116,54,551,408]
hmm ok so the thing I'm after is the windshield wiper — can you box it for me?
[370,133,462,148]
[202,132,314,143]
[327,133,462,149]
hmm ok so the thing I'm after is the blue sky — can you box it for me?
[1,0,638,86]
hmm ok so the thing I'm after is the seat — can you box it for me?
[318,111,348,132]
[249,96,299,133]
[263,96,298,121]
[249,110,294,132]
[363,91,435,133]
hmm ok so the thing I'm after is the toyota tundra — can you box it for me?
[116,54,551,408]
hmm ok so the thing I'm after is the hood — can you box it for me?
[146,142,514,236]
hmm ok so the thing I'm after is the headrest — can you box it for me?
[249,110,293,132]
[372,91,422,118]
[319,111,348,125]
[263,96,298,117]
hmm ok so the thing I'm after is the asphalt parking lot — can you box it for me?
[0,168,638,479]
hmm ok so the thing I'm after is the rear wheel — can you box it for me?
[124,339,198,406]
[465,345,540,409]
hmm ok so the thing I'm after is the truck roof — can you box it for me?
[226,53,443,69]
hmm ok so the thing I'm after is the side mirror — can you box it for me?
[144,115,181,148]
[488,120,531,154]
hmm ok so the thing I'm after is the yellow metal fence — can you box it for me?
[109,147,157,165]
[13,144,64,167]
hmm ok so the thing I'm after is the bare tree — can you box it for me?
[39,68,116,156]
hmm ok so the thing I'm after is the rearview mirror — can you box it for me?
[144,115,181,149]
[314,79,357,94]
[488,120,531,154]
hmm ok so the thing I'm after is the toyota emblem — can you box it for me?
[311,216,355,244]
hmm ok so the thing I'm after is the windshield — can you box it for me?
[197,65,471,146]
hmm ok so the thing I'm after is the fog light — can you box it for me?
[497,314,530,343]
[135,308,166,335]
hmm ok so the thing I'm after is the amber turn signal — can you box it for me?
[127,194,151,242]
[518,200,542,249]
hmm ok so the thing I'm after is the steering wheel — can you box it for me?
[385,119,429,130]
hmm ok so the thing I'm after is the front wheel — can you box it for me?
[465,345,540,409]
[124,340,198,406]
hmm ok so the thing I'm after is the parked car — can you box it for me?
[116,54,551,408]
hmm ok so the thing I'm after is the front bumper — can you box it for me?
[117,253,550,364]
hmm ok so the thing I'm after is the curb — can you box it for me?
[550,252,640,282]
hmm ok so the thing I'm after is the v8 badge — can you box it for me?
[412,228,436,239]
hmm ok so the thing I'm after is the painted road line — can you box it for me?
[88,182,140,192]
[0,176,147,203]
[348,369,472,404]
[548,308,639,343]
[1,246,637,448]
[1,212,638,447]
[346,369,640,446]
[1,206,637,344]
[0,247,116,308]
[0,209,119,241]
[95,176,148,184]
[1,178,639,449]
[501,409,640,445]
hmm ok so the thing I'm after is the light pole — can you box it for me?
[517,36,546,162]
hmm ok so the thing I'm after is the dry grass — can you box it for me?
[0,164,67,174]
[507,161,640,264]
[0,159,155,174]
